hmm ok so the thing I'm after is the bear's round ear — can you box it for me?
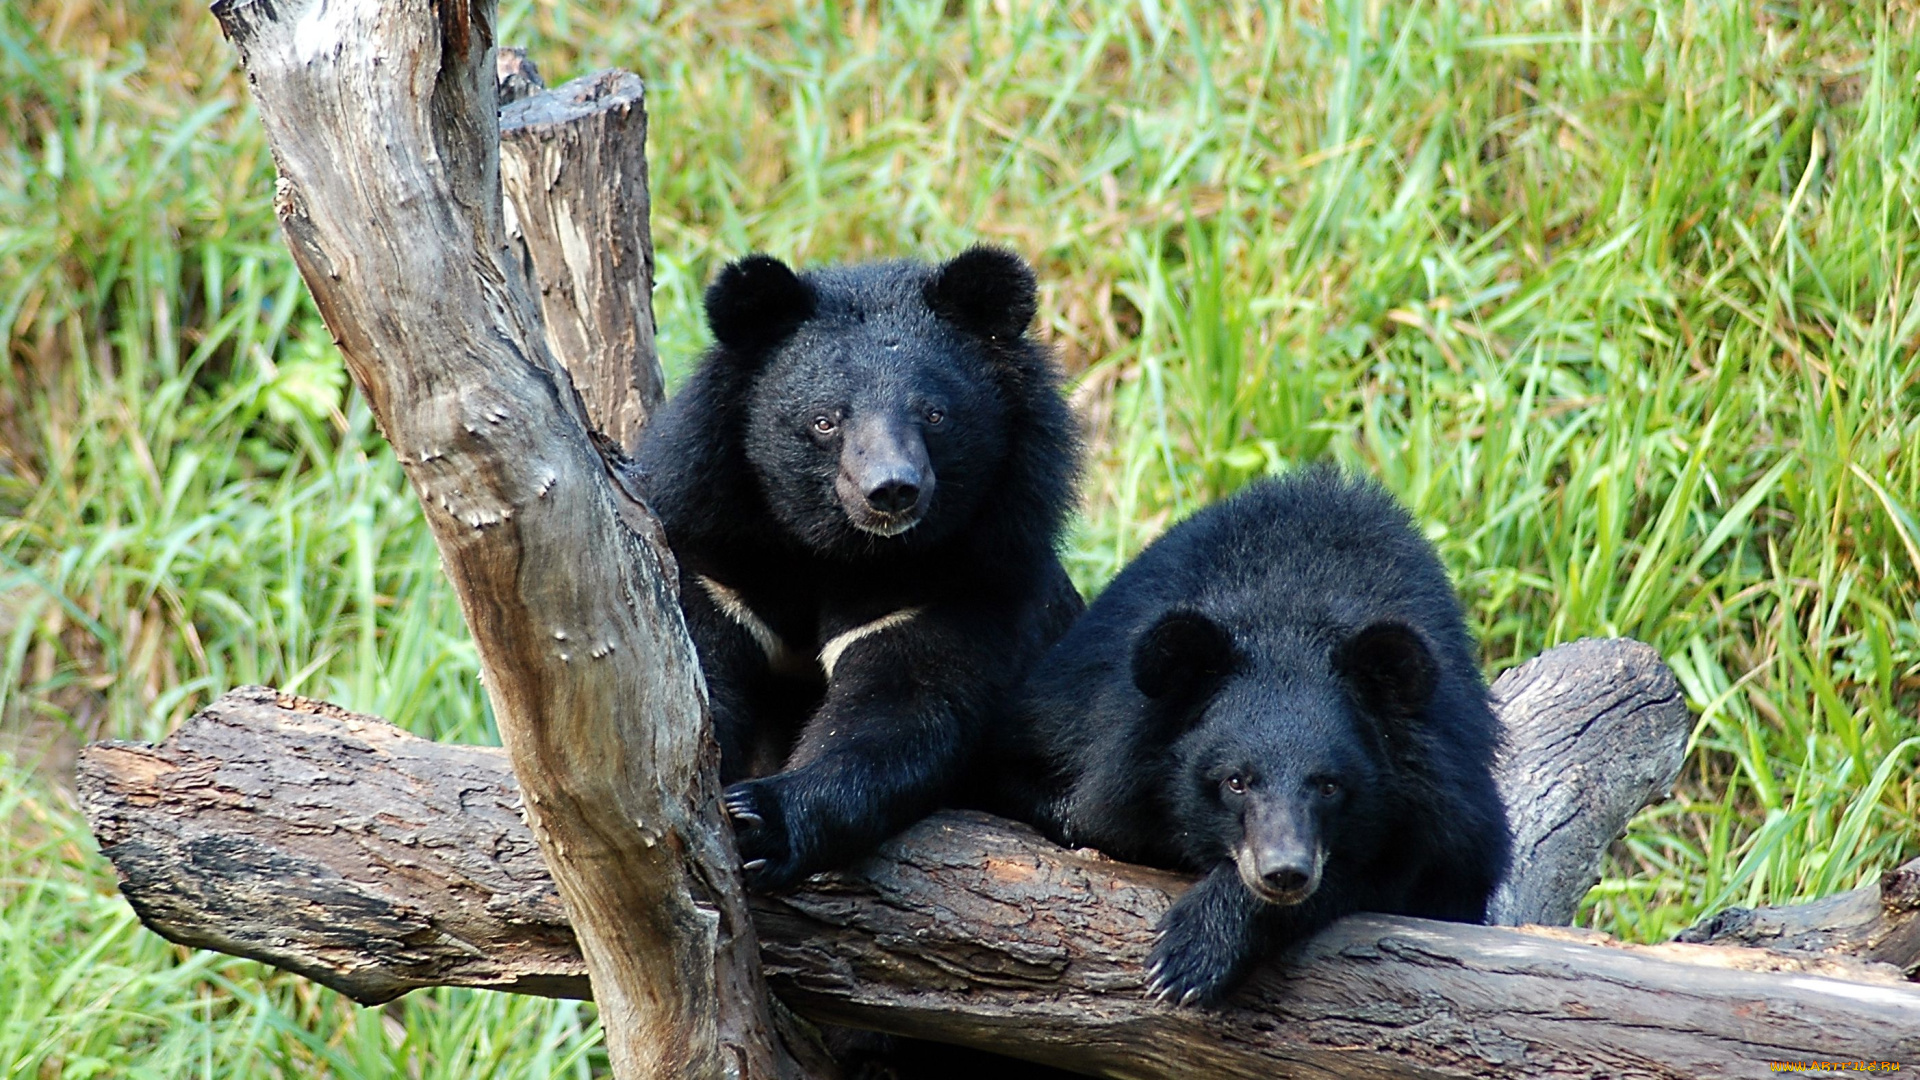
[1132,609,1236,703]
[1335,621,1438,720]
[704,254,815,355]
[924,246,1038,342]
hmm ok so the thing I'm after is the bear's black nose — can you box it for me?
[866,479,921,514]
[1262,866,1311,894]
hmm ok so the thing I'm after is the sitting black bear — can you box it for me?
[992,466,1511,1004]
[627,247,1082,890]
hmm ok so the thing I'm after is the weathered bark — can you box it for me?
[756,832,1920,1079]
[499,68,660,455]
[1487,637,1690,926]
[84,640,1920,1076]
[1676,859,1920,979]
[83,688,584,1002]
[204,0,791,1075]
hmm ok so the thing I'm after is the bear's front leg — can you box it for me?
[724,606,997,891]
[1146,863,1273,1006]
[675,569,819,783]
[1147,863,1355,1006]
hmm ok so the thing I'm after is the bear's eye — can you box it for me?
[811,415,838,436]
[1316,778,1342,799]
[924,407,945,426]
[1223,774,1246,795]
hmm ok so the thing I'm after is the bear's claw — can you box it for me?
[722,779,807,891]
[1145,903,1244,1007]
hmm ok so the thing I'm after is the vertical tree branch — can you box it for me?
[206,1,797,1075]
[500,69,661,454]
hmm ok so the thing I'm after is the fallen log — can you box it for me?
[79,639,1920,1076]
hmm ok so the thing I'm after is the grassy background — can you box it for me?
[4,0,1917,1074]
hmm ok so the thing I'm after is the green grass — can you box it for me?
[2,764,604,1078]
[4,0,1918,1074]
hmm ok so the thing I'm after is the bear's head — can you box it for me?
[1131,610,1439,905]
[703,248,1041,555]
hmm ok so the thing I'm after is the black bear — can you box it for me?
[993,466,1510,1005]
[626,247,1082,891]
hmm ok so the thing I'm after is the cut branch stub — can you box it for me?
[500,68,661,454]
[1677,860,1920,980]
[1487,636,1692,926]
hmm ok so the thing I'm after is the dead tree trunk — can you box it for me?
[80,639,1920,1076]
[203,0,798,1075]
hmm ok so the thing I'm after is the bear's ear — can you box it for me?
[1335,621,1438,720]
[1132,609,1236,704]
[704,254,815,355]
[924,246,1038,342]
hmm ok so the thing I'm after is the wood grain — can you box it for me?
[84,640,1918,1077]
[203,0,793,1073]
[500,68,661,455]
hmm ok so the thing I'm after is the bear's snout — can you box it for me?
[865,475,921,515]
[837,415,934,536]
[1238,798,1323,905]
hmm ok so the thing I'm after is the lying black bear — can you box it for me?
[994,466,1511,1004]
[627,247,1082,891]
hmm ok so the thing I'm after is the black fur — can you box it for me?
[924,246,1038,342]
[703,254,815,352]
[627,247,1082,891]
[992,466,1511,1005]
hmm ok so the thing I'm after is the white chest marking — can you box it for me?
[819,608,923,679]
[696,576,805,673]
